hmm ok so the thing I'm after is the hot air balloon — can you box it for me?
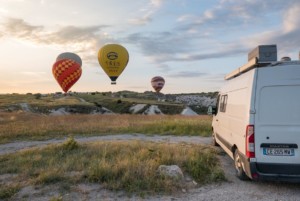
[56,52,82,66]
[52,53,82,93]
[151,76,165,93]
[98,44,129,84]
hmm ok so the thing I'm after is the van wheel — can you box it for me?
[212,132,219,146]
[234,149,248,180]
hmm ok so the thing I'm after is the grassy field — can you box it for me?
[0,112,212,144]
[0,138,224,199]
[0,93,220,199]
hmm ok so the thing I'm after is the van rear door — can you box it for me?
[255,63,300,167]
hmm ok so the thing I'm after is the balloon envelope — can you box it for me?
[52,59,82,93]
[98,44,129,84]
[151,76,165,93]
[56,52,82,66]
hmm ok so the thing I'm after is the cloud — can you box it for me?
[2,0,300,73]
[44,25,107,47]
[240,1,300,55]
[168,71,225,84]
[2,18,43,39]
[125,30,248,64]
[204,74,225,83]
[126,0,300,66]
[125,31,193,63]
[19,71,52,82]
[156,63,171,72]
[126,1,293,64]
[150,0,163,7]
[174,45,247,62]
[169,71,207,78]
[0,17,111,63]
[20,72,46,76]
[177,0,293,33]
[283,2,300,32]
[129,16,152,26]
[128,0,163,25]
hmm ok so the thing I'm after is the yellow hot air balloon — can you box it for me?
[98,44,129,84]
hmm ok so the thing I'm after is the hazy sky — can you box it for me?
[0,0,300,94]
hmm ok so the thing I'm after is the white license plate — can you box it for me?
[263,148,295,156]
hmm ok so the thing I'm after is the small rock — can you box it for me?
[157,165,184,180]
[184,175,193,182]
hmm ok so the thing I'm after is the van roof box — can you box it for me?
[225,45,277,80]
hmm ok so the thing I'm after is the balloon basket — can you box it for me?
[111,81,116,85]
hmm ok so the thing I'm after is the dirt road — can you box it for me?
[1,134,300,201]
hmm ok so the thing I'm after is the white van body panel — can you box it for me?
[212,69,256,157]
[212,60,300,181]
[255,64,300,164]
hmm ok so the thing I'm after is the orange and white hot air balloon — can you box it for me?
[56,52,82,66]
[151,76,165,93]
[52,53,82,93]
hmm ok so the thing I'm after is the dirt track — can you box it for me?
[0,134,211,156]
[1,134,300,201]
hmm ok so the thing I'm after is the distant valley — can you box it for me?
[0,91,218,115]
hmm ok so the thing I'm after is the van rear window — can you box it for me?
[258,85,300,124]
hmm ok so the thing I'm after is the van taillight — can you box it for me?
[246,125,255,158]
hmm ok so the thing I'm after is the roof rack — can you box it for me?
[225,45,278,80]
[224,58,274,80]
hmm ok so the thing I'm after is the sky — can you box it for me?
[0,0,300,94]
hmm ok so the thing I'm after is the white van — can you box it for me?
[209,45,300,181]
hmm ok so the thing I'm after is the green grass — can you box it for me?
[0,94,86,107]
[0,94,95,115]
[0,112,212,144]
[0,139,224,195]
[0,184,20,200]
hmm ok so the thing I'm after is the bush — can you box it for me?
[62,137,79,151]
[34,93,42,99]
[0,184,20,200]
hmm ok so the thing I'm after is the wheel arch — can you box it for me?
[231,144,238,158]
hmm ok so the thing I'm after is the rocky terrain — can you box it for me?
[0,91,218,115]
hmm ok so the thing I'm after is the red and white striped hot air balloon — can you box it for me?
[52,53,82,93]
[151,76,165,93]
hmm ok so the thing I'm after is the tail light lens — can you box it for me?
[246,125,255,158]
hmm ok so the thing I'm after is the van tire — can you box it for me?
[212,132,219,146]
[234,149,248,180]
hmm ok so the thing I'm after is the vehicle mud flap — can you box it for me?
[239,151,252,179]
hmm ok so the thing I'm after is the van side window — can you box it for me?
[220,95,228,112]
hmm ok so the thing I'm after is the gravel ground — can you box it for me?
[1,134,300,201]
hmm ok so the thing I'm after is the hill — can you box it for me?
[0,91,218,115]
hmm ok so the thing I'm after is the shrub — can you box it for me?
[62,137,79,151]
[0,184,20,200]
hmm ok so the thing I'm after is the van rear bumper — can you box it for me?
[249,162,300,182]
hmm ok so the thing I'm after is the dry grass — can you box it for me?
[0,112,212,144]
[0,184,20,200]
[0,138,224,197]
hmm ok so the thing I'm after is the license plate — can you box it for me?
[263,148,295,156]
